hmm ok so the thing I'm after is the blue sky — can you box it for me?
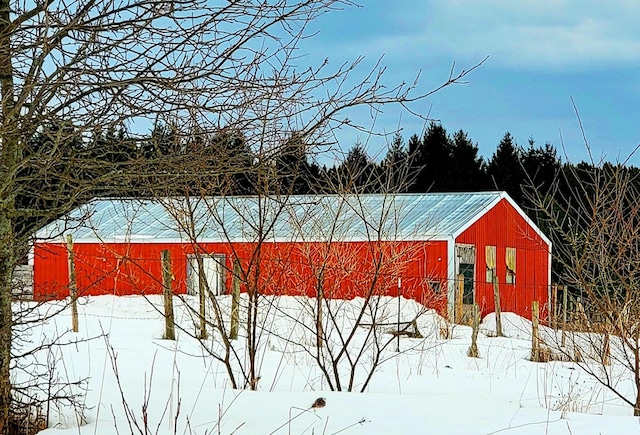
[302,1,640,165]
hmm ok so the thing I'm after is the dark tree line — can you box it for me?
[22,120,621,217]
[23,119,640,287]
[20,120,560,202]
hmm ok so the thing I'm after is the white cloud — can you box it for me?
[324,1,640,72]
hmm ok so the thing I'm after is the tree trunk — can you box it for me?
[230,259,240,340]
[66,235,79,333]
[161,250,175,340]
[246,287,258,389]
[316,270,324,348]
[0,217,13,434]
[561,286,567,347]
[196,255,207,340]
[635,345,640,416]
[0,0,17,429]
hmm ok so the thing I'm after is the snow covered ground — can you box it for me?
[18,295,640,434]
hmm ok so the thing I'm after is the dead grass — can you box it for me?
[9,401,47,435]
[531,345,583,363]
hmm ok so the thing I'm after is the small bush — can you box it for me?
[9,401,46,435]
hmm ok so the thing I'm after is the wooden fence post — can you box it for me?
[230,258,241,340]
[66,235,79,333]
[468,303,480,357]
[197,256,208,340]
[576,296,589,328]
[492,274,503,337]
[455,274,463,323]
[602,332,610,366]
[531,301,540,362]
[551,284,557,330]
[162,250,175,340]
[561,285,567,347]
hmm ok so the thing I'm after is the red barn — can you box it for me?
[32,192,551,321]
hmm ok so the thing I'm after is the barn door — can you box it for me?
[455,244,476,325]
[187,254,225,296]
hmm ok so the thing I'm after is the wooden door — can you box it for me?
[455,244,476,325]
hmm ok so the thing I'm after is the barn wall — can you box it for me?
[34,242,193,299]
[33,239,449,313]
[33,243,69,299]
[455,198,550,319]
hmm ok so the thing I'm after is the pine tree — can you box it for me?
[274,132,314,195]
[210,130,255,195]
[520,139,561,194]
[381,132,411,192]
[413,122,453,192]
[407,133,422,192]
[448,130,487,191]
[333,144,380,193]
[487,132,525,203]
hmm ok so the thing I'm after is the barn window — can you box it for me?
[485,245,496,283]
[187,254,226,296]
[506,247,516,284]
[428,280,442,294]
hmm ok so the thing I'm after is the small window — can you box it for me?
[485,245,496,283]
[506,247,516,285]
[428,280,442,294]
[506,270,515,284]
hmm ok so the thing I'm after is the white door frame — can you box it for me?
[187,254,225,296]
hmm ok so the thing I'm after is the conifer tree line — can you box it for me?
[23,119,562,198]
[23,119,634,214]
[24,119,640,284]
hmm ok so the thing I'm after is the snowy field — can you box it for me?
[16,294,640,434]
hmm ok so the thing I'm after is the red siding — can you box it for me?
[33,197,551,321]
[33,239,450,314]
[456,198,550,320]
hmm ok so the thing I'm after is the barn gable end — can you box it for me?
[453,195,551,320]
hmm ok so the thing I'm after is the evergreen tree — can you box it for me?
[448,130,487,191]
[332,144,380,193]
[209,129,255,195]
[141,122,179,159]
[16,122,87,235]
[412,122,454,192]
[91,126,137,164]
[381,132,411,192]
[520,139,561,195]
[487,132,525,203]
[274,132,313,195]
[407,133,422,192]
[407,133,421,156]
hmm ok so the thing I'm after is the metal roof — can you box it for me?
[36,192,513,243]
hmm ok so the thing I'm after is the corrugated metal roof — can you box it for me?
[36,192,507,243]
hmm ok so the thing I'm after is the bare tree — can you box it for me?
[2,0,482,430]
[527,158,640,415]
[283,159,446,391]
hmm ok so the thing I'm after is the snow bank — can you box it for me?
[13,295,637,434]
